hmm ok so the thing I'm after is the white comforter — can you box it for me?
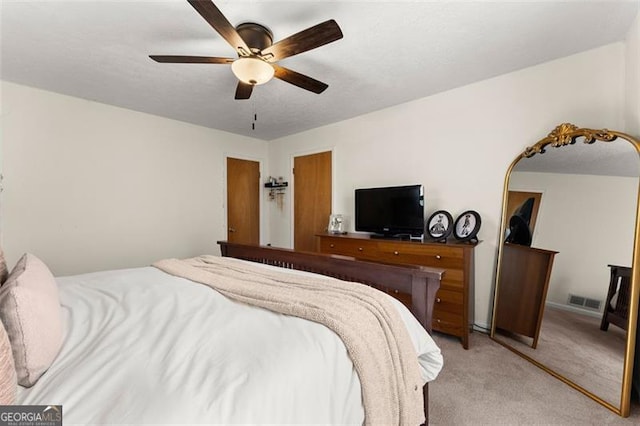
[16,265,443,425]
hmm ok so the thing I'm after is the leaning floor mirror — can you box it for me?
[490,123,640,416]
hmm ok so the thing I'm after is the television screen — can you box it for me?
[355,184,425,237]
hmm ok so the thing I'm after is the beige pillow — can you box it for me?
[0,253,62,387]
[0,248,8,285]
[0,319,17,404]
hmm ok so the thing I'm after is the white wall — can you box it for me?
[0,42,631,327]
[626,11,640,136]
[0,81,268,276]
[267,43,626,327]
[509,171,637,307]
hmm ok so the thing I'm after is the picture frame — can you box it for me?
[328,214,346,234]
[426,210,453,242]
[453,210,481,242]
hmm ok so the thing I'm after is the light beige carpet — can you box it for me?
[429,331,640,425]
[493,306,626,406]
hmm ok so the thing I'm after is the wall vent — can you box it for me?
[568,294,602,311]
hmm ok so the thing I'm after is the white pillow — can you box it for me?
[0,253,63,386]
[0,319,17,404]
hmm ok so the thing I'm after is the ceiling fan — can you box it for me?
[150,0,343,100]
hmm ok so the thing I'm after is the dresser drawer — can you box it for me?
[440,268,464,291]
[432,310,464,336]
[434,289,463,314]
[318,238,378,261]
[377,242,464,269]
[317,233,476,348]
[318,237,347,254]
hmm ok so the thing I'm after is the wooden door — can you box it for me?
[294,151,332,252]
[227,157,260,245]
[506,191,543,235]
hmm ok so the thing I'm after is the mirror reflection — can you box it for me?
[491,124,640,414]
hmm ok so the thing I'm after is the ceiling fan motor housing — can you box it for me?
[236,22,273,53]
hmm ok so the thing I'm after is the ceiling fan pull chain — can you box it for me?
[251,102,257,130]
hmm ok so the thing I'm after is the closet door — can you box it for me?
[227,157,260,245]
[293,151,331,252]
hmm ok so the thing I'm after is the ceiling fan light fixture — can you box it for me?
[231,57,274,85]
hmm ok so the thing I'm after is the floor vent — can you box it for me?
[568,294,601,311]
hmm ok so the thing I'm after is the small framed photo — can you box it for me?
[328,214,346,234]
[426,210,453,242]
[453,210,481,242]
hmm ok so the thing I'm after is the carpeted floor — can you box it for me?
[493,305,626,406]
[429,331,640,425]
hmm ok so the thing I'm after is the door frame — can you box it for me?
[289,147,336,248]
[223,153,265,245]
[505,187,546,246]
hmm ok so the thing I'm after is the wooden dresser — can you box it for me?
[494,243,557,349]
[317,232,477,348]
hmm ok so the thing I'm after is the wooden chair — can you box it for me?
[600,264,632,332]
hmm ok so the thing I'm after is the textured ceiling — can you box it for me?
[1,1,639,141]
[514,133,640,177]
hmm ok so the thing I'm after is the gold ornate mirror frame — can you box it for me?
[490,123,640,417]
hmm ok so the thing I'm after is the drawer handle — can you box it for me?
[436,298,441,303]
[435,255,442,260]
[437,319,441,323]
[393,251,399,255]
[358,247,363,252]
[330,244,334,248]
[394,289,399,294]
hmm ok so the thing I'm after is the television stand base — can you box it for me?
[370,233,412,241]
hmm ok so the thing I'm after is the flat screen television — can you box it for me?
[355,184,425,238]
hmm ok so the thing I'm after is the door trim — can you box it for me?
[505,187,546,246]
[223,153,265,245]
[289,147,336,248]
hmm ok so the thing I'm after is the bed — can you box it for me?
[0,243,444,425]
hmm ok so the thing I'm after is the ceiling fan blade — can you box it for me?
[272,64,328,94]
[187,0,251,55]
[235,82,254,100]
[149,55,234,64]
[261,20,343,62]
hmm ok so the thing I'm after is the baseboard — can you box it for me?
[545,300,602,319]
[472,322,491,333]
[472,305,602,336]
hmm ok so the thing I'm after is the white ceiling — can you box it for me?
[1,0,639,142]
[514,135,640,177]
